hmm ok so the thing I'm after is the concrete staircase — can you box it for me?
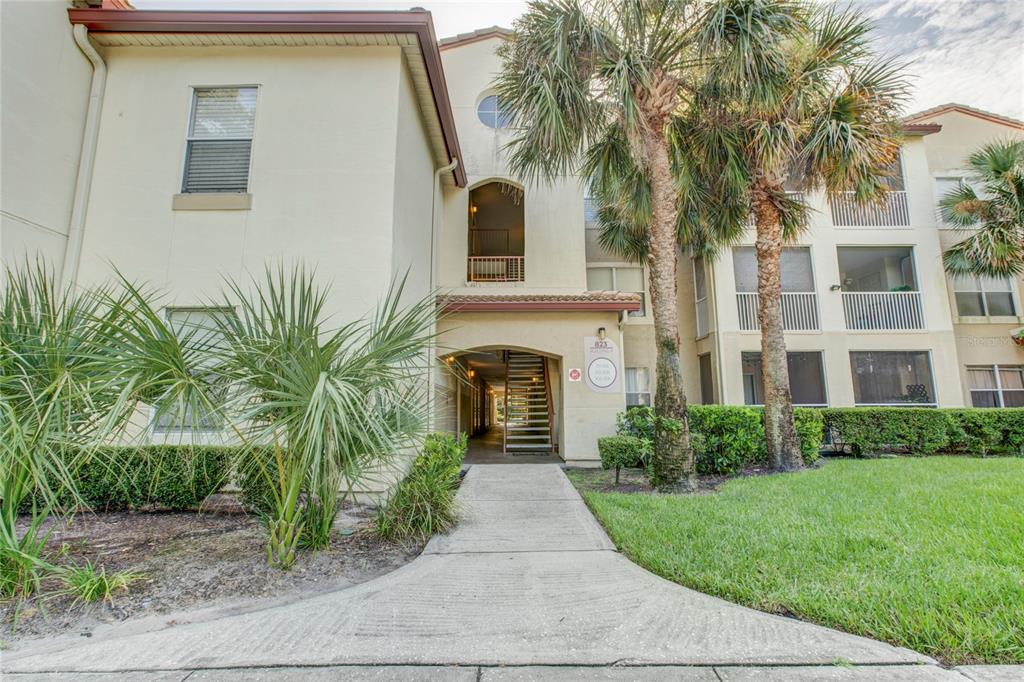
[503,351,554,454]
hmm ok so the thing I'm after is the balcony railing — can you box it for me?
[468,256,524,282]
[736,292,820,331]
[830,190,910,227]
[842,291,924,330]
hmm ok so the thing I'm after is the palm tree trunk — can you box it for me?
[643,127,696,491]
[752,184,803,471]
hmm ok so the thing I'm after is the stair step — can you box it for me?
[506,442,553,448]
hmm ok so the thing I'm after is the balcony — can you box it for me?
[830,190,910,227]
[737,292,820,331]
[468,256,524,282]
[842,291,925,330]
[837,246,923,330]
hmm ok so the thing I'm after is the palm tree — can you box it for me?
[695,0,910,470]
[941,140,1024,278]
[495,0,762,489]
[210,267,438,568]
[0,261,208,597]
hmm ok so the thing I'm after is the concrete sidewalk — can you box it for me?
[3,465,1016,680]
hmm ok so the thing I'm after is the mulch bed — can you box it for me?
[1,500,422,644]
[565,465,784,494]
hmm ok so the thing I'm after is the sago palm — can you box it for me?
[495,0,769,489]
[941,140,1024,278]
[696,0,910,469]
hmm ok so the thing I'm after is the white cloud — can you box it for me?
[136,0,1024,120]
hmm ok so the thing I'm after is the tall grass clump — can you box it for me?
[214,267,438,568]
[377,432,467,541]
[0,261,212,598]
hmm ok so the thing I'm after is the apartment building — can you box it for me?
[2,4,1022,468]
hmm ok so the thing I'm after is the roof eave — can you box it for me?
[902,123,942,136]
[67,9,467,187]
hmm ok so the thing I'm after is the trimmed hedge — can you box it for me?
[689,405,823,474]
[376,432,467,541]
[616,405,823,475]
[598,435,650,482]
[824,407,1024,456]
[57,445,231,511]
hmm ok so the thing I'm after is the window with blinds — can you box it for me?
[182,87,257,194]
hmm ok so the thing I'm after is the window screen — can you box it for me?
[182,87,257,193]
[733,247,813,293]
[849,351,935,405]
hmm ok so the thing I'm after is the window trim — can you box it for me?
[966,364,1024,408]
[150,306,235,434]
[475,92,510,129]
[179,85,259,197]
[849,350,937,407]
[951,274,1019,319]
[586,264,647,318]
[740,350,829,408]
[625,366,652,407]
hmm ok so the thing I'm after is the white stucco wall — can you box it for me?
[75,45,413,321]
[0,0,91,273]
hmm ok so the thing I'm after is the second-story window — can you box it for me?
[952,275,1017,317]
[182,87,258,194]
[587,266,646,317]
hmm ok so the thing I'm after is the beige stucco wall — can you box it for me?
[437,311,624,465]
[0,0,91,273]
[74,45,417,321]
[438,36,588,293]
[918,109,1024,402]
[698,136,966,407]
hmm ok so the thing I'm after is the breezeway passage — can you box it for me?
[3,465,985,680]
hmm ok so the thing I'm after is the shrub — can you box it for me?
[616,405,821,475]
[50,446,230,512]
[376,433,467,541]
[824,407,1024,457]
[598,436,650,483]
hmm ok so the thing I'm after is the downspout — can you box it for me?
[427,158,459,429]
[61,24,107,290]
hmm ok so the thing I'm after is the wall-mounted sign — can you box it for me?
[568,368,582,382]
[583,336,620,393]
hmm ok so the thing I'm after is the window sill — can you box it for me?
[172,193,252,211]
[955,315,1022,325]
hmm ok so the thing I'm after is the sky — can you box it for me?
[135,0,1024,121]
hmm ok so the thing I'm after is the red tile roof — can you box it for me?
[904,103,1024,131]
[439,291,642,312]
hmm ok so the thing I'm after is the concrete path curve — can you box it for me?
[3,464,994,680]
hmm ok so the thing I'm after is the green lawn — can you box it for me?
[577,457,1024,665]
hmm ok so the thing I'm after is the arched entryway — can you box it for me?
[436,346,562,464]
[467,180,524,282]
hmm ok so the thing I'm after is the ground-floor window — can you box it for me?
[698,353,715,404]
[849,351,935,406]
[741,351,827,407]
[967,365,1024,407]
[154,307,232,431]
[625,367,652,406]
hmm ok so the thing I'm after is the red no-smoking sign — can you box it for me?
[568,368,582,382]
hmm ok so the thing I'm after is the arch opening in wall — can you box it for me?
[435,347,562,463]
[467,181,525,282]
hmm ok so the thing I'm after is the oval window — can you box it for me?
[476,94,511,129]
